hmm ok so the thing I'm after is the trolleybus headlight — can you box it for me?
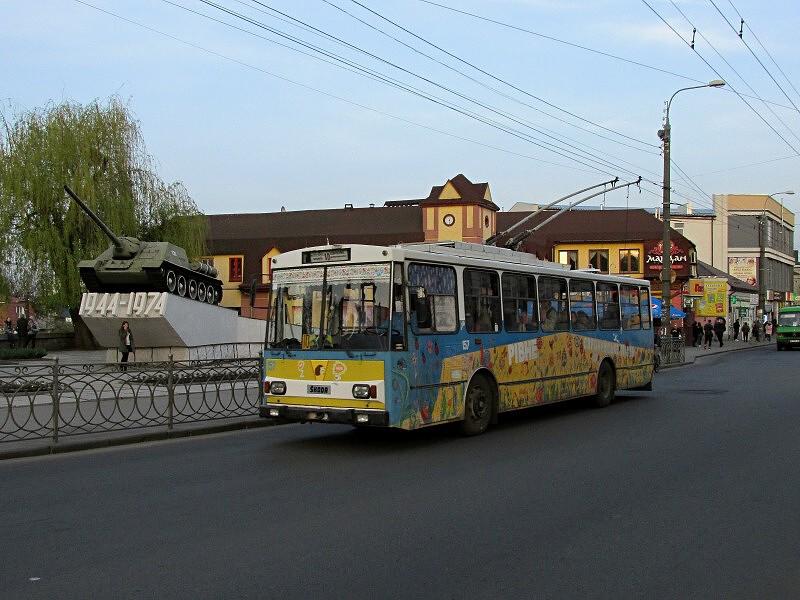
[356,414,370,424]
[270,381,287,395]
[268,408,280,417]
[352,384,371,399]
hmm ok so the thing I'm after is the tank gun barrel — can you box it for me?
[64,185,124,250]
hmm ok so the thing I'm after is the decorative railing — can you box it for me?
[0,357,262,443]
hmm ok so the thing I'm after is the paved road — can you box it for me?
[2,345,799,599]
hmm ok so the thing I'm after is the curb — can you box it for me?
[0,418,277,461]
[659,341,772,370]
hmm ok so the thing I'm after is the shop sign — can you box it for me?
[692,278,728,318]
[645,240,690,277]
[728,256,757,286]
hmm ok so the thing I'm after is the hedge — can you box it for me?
[0,348,48,360]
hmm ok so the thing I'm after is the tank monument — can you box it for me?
[66,185,265,361]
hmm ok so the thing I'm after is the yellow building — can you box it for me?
[552,243,646,278]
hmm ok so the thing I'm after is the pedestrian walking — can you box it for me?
[28,318,38,348]
[733,319,740,340]
[692,321,703,347]
[15,312,29,349]
[752,320,761,342]
[118,321,135,372]
[741,321,750,342]
[703,320,714,350]
[4,317,16,349]
[765,320,773,342]
[714,317,725,348]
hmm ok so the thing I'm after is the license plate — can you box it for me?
[307,384,330,395]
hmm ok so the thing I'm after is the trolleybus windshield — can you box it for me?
[270,263,394,351]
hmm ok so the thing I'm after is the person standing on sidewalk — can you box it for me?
[752,320,761,342]
[714,317,725,348]
[692,321,702,347]
[4,317,16,349]
[118,321,135,372]
[15,313,28,349]
[733,319,740,341]
[703,320,714,350]
[741,321,750,342]
[765,320,773,342]
[27,318,38,348]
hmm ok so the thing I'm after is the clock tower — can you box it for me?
[421,174,499,244]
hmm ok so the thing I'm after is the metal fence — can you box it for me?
[0,357,262,444]
[659,337,685,367]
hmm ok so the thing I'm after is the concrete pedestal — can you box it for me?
[78,291,266,362]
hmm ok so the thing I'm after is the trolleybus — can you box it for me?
[260,242,654,434]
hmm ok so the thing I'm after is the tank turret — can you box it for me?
[66,185,222,304]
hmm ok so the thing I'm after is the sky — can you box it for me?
[3,0,800,246]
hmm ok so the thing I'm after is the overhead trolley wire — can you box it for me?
[708,0,800,116]
[726,0,800,106]
[667,0,800,147]
[337,0,657,150]
[640,0,800,156]
[188,0,658,177]
[417,0,797,112]
[317,0,658,155]
[71,0,601,175]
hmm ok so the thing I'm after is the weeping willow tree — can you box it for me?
[0,98,207,313]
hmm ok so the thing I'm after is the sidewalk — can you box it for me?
[667,338,773,368]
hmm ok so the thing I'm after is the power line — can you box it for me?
[640,0,800,155]
[692,153,799,177]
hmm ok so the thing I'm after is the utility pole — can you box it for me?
[758,213,766,321]
[659,80,726,315]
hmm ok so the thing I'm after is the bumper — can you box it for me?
[259,404,390,426]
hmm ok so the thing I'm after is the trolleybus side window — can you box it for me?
[640,287,652,330]
[502,273,538,332]
[464,269,502,333]
[621,285,642,330]
[538,276,570,332]
[407,263,458,334]
[569,279,597,331]
[597,282,621,330]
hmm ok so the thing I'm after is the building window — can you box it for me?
[538,276,570,332]
[229,257,243,282]
[15,305,25,318]
[502,273,538,332]
[673,221,685,235]
[597,282,620,330]
[569,279,596,330]
[558,250,578,270]
[408,263,458,334]
[464,269,501,333]
[589,249,609,273]
[619,249,640,273]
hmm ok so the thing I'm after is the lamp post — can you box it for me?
[659,80,726,316]
[759,190,795,319]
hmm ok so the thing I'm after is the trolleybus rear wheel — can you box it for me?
[461,375,494,436]
[593,360,615,408]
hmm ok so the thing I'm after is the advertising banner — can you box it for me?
[691,278,729,318]
[644,239,691,277]
[728,256,757,286]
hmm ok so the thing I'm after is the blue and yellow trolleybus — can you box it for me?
[260,242,654,435]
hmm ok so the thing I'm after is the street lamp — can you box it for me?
[659,80,726,316]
